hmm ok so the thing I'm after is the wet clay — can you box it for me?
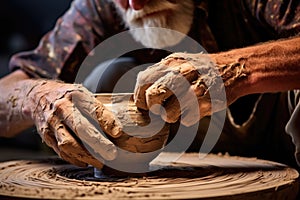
[0,152,298,199]
[96,93,169,153]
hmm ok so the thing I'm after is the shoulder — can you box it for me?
[69,0,126,35]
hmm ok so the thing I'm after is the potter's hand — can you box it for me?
[21,80,122,168]
[134,52,247,126]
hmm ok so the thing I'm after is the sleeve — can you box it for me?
[244,0,300,37]
[9,0,123,83]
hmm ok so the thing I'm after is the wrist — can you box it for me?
[19,79,48,121]
[211,53,251,105]
[212,37,300,96]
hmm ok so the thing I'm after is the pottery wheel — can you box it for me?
[0,152,299,199]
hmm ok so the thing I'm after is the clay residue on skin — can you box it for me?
[0,153,298,199]
[96,94,170,153]
[134,52,249,126]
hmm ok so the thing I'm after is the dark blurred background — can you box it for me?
[0,0,72,160]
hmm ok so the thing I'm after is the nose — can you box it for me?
[114,0,150,10]
[129,0,150,10]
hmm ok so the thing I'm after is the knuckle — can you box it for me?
[52,98,67,110]
[136,70,147,80]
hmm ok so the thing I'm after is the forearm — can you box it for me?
[213,36,300,99]
[0,70,35,137]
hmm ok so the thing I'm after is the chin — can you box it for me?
[115,0,195,48]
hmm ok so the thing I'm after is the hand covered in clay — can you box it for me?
[134,52,247,126]
[21,80,122,168]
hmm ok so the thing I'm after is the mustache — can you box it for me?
[123,0,179,23]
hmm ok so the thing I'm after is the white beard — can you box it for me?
[113,0,195,48]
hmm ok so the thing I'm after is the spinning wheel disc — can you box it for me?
[0,153,298,199]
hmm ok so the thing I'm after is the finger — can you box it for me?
[71,86,123,138]
[161,53,200,80]
[133,63,173,110]
[144,56,200,113]
[161,95,181,123]
[35,96,85,165]
[53,97,117,161]
[179,81,215,126]
[134,82,152,110]
[133,54,199,109]
[180,88,203,127]
[34,96,58,150]
[44,114,84,164]
[47,113,104,168]
[39,118,87,167]
[39,125,61,155]
[161,86,201,126]
[59,149,88,168]
[145,71,192,115]
[54,119,104,169]
[39,125,87,167]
